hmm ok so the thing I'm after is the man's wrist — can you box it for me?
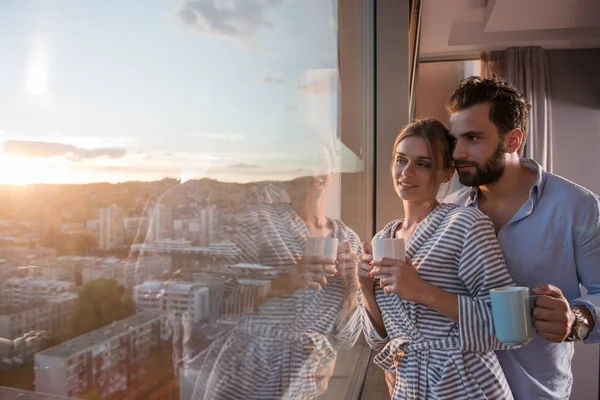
[566,306,593,342]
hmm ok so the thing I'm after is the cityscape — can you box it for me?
[0,1,345,398]
[0,178,293,399]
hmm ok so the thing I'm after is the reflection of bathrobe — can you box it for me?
[362,204,516,400]
[190,203,361,400]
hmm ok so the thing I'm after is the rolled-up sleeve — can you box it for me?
[457,215,519,352]
[570,197,600,344]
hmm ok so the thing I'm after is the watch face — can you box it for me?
[577,324,589,340]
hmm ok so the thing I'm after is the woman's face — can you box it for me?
[288,148,333,199]
[392,136,437,203]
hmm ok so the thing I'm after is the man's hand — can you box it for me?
[532,284,575,343]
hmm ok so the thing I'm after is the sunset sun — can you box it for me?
[0,155,76,185]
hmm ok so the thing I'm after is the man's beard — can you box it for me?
[455,141,506,187]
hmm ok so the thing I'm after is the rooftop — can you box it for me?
[134,280,209,293]
[0,387,73,399]
[36,311,160,359]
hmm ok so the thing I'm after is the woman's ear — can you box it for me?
[442,168,454,183]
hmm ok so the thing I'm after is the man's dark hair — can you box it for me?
[446,75,532,155]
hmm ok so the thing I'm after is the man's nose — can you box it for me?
[453,140,467,160]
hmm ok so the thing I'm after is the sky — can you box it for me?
[0,0,348,184]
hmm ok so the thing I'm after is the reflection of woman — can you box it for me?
[358,119,517,399]
[188,147,361,400]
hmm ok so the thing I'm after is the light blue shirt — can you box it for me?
[445,159,600,400]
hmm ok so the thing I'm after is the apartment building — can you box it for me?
[134,281,209,323]
[0,278,75,307]
[35,311,163,398]
[98,205,126,250]
[0,293,78,340]
[81,255,171,288]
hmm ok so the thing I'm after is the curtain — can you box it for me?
[480,47,553,172]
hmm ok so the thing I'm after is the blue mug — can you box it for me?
[489,286,539,346]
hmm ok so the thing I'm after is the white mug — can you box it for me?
[371,238,405,279]
[371,238,405,261]
[305,237,339,260]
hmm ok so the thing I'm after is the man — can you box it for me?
[445,75,600,400]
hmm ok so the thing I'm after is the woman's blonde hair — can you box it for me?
[391,118,455,200]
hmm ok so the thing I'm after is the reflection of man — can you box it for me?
[446,76,600,400]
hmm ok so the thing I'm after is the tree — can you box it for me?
[71,279,136,337]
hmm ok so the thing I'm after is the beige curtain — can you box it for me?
[480,47,553,172]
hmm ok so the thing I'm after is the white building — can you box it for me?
[199,206,216,246]
[152,239,192,251]
[1,278,76,307]
[98,205,125,250]
[147,204,172,242]
[0,292,78,341]
[134,281,209,323]
[35,311,164,398]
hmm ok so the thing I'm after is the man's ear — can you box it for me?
[505,128,523,154]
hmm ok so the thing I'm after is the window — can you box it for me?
[1,1,374,399]
[414,60,482,196]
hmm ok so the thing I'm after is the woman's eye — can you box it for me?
[418,163,431,168]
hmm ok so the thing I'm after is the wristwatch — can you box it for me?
[565,307,590,342]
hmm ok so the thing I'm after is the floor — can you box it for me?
[318,335,389,400]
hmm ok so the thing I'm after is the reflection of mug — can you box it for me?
[305,237,338,260]
[490,286,539,346]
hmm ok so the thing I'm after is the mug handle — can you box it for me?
[530,294,542,321]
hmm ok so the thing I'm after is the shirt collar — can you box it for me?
[466,158,546,207]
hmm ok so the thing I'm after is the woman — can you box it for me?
[358,119,517,399]
[187,144,362,400]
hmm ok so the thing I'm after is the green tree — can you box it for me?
[72,279,136,337]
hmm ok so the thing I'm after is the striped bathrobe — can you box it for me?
[190,203,362,400]
[362,203,517,400]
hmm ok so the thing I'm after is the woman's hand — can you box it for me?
[371,257,428,303]
[336,241,357,280]
[295,254,338,291]
[357,242,376,292]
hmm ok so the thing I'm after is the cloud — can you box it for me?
[284,104,297,112]
[262,69,284,84]
[188,133,246,141]
[228,163,260,169]
[176,0,290,48]
[2,140,127,161]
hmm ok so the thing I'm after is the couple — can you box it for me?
[360,76,600,399]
